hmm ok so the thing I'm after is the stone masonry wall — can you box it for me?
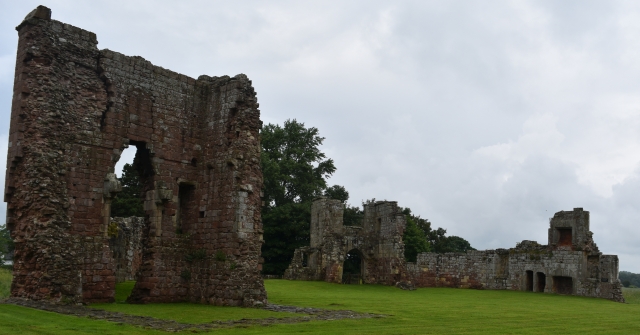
[406,208,624,302]
[5,6,266,305]
[286,200,624,302]
[284,198,406,285]
[108,217,144,283]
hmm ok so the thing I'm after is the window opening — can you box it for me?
[177,183,196,234]
[557,228,572,247]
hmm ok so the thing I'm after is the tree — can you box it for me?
[111,163,145,218]
[261,119,336,275]
[619,271,640,288]
[400,206,475,258]
[324,185,349,203]
[403,216,430,262]
[343,205,364,226]
[436,235,475,253]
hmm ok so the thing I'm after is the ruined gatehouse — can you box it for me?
[285,198,624,302]
[5,6,266,305]
[284,198,407,285]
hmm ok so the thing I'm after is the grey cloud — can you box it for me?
[0,0,638,271]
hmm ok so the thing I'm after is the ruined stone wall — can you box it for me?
[284,198,406,285]
[108,217,144,283]
[286,201,624,302]
[5,6,266,305]
[405,209,624,302]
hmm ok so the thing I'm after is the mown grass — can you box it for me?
[1,277,640,334]
[91,281,298,324]
[622,287,640,304]
[0,268,11,298]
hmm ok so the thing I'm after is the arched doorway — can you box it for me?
[342,249,364,284]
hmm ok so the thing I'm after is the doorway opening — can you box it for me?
[109,141,154,303]
[536,272,546,292]
[553,276,573,295]
[525,270,534,291]
[342,249,363,284]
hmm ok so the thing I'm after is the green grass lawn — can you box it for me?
[622,287,640,304]
[0,268,10,298]
[2,277,640,334]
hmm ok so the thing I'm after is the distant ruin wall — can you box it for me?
[286,201,624,302]
[5,6,266,305]
[109,217,144,283]
[285,198,407,285]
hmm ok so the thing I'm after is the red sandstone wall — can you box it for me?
[5,6,266,306]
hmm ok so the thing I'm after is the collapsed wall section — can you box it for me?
[5,6,266,305]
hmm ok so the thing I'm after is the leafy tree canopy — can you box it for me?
[403,216,430,262]
[620,271,640,288]
[261,119,336,208]
[111,163,144,218]
[261,119,336,275]
[401,207,475,261]
[324,185,349,203]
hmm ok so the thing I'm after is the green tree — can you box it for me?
[343,205,364,226]
[403,216,430,262]
[401,207,474,256]
[111,163,145,217]
[620,271,640,288]
[324,185,349,203]
[261,119,336,275]
[436,235,475,253]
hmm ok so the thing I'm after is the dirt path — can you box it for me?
[2,297,385,332]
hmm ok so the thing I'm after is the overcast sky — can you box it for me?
[1,0,639,272]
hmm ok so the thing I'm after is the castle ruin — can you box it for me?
[285,198,625,302]
[5,6,266,305]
